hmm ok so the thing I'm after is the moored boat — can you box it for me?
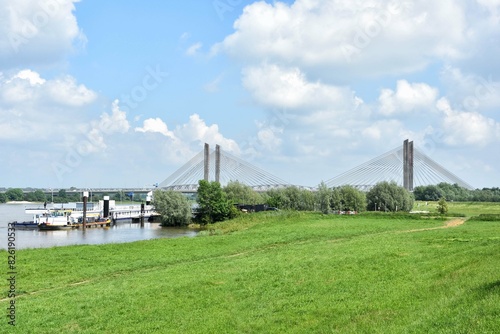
[35,209,74,230]
[12,221,39,229]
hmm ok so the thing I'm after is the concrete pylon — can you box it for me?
[204,143,209,181]
[408,141,414,191]
[403,139,414,191]
[215,144,221,183]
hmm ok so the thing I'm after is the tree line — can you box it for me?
[0,188,146,204]
[413,183,500,202]
[153,180,415,226]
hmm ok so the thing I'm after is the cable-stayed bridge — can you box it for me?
[159,144,294,192]
[325,140,473,191]
[157,140,473,192]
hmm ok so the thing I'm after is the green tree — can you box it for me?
[196,180,233,225]
[316,182,332,214]
[366,182,414,212]
[265,186,315,211]
[298,188,315,211]
[336,185,367,212]
[153,190,191,226]
[437,197,448,215]
[265,188,288,209]
[413,185,443,201]
[223,181,263,205]
[56,189,68,203]
[32,189,47,202]
[327,186,366,212]
[5,188,24,201]
[0,193,6,203]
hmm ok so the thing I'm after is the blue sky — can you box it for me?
[1,0,499,189]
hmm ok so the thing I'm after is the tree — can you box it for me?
[32,189,47,202]
[437,197,448,215]
[56,189,68,203]
[316,182,332,214]
[366,182,414,212]
[223,181,263,205]
[5,188,24,201]
[0,193,6,203]
[196,180,233,225]
[328,186,366,212]
[265,188,288,209]
[153,190,191,226]
[299,188,316,211]
[25,191,44,202]
[337,186,367,212]
[413,185,443,201]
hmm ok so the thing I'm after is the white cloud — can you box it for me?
[10,69,46,85]
[256,124,283,152]
[100,100,130,134]
[135,117,174,138]
[0,0,85,69]
[186,42,202,56]
[0,69,97,142]
[45,75,98,107]
[437,97,500,146]
[440,66,500,112]
[135,114,240,164]
[176,114,240,154]
[217,0,472,79]
[203,74,223,93]
[82,100,131,154]
[242,63,362,112]
[378,80,439,115]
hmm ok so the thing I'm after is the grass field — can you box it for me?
[1,204,499,333]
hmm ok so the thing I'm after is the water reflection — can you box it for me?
[0,204,198,250]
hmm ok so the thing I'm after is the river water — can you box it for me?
[0,203,198,250]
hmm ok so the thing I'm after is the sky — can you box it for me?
[1,0,499,189]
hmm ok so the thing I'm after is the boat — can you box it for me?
[72,217,112,228]
[12,221,39,229]
[35,209,75,230]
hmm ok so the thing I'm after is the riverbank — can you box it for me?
[1,209,499,333]
[5,201,34,204]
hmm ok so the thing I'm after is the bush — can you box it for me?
[437,197,448,215]
[223,181,263,205]
[366,182,414,212]
[196,180,233,225]
[153,190,191,226]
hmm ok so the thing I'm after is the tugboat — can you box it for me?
[36,209,75,230]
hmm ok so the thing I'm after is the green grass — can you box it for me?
[414,200,500,217]
[2,208,499,333]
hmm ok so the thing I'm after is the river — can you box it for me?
[0,203,198,250]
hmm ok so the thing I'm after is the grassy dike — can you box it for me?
[2,205,500,333]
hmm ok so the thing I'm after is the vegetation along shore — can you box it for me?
[1,199,499,333]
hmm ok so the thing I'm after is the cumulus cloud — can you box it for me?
[378,80,439,115]
[440,66,500,112]
[135,117,174,138]
[242,63,363,113]
[81,100,131,153]
[135,114,240,163]
[0,69,97,142]
[216,0,473,79]
[437,97,500,146]
[100,100,130,134]
[186,42,202,56]
[0,0,85,69]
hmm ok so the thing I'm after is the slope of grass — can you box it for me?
[2,210,499,333]
[414,200,500,217]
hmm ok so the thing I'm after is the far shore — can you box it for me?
[6,201,35,204]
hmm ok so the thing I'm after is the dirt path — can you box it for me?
[400,218,467,233]
[444,218,466,227]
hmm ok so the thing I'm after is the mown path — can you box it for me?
[401,218,467,233]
